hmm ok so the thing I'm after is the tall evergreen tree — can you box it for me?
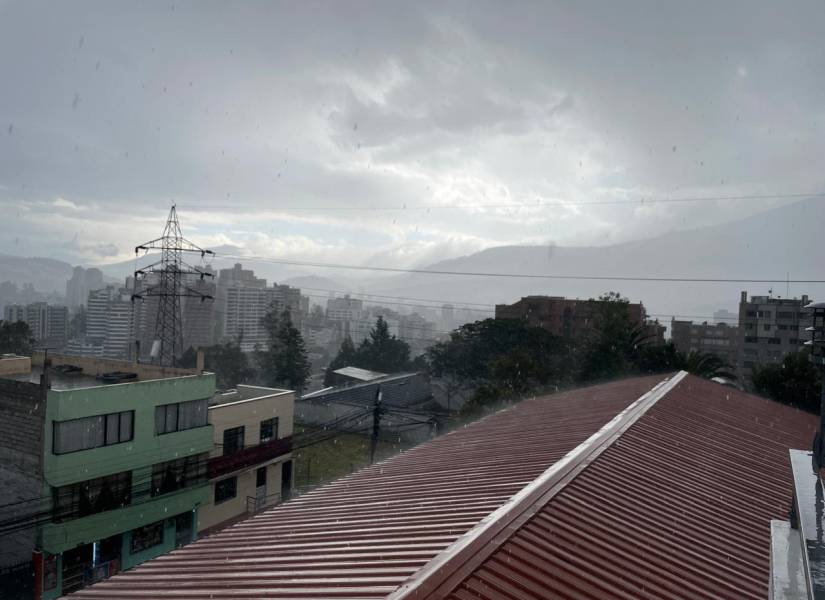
[324,336,357,386]
[356,316,410,374]
[0,320,33,355]
[258,308,311,393]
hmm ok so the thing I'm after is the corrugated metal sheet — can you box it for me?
[66,376,662,599]
[438,375,817,600]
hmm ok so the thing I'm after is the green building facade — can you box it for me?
[0,362,216,600]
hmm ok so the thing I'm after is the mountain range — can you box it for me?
[1,197,822,323]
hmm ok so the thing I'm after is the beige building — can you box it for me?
[198,385,294,534]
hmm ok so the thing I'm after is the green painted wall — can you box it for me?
[44,373,215,487]
[38,371,215,595]
[41,484,208,554]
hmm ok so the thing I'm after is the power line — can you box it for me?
[219,253,825,284]
[181,191,825,213]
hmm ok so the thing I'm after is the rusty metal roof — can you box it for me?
[67,373,815,600]
[66,375,662,599]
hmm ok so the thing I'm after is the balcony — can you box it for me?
[208,436,292,480]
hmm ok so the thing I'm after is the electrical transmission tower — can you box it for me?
[132,205,214,367]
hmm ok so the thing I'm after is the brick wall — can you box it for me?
[0,378,45,567]
[0,378,46,478]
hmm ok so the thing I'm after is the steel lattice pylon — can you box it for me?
[132,206,214,366]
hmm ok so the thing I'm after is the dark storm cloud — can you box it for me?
[0,0,823,265]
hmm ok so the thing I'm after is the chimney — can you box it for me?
[740,290,747,303]
[196,349,205,373]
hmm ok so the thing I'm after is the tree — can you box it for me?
[355,316,411,374]
[681,351,736,380]
[577,293,642,382]
[258,308,311,393]
[180,340,256,389]
[0,320,33,355]
[751,351,821,413]
[324,336,357,386]
[427,318,572,411]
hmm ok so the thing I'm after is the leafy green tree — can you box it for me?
[179,340,256,389]
[751,351,821,413]
[355,316,411,374]
[324,336,357,386]
[258,308,311,393]
[428,318,572,411]
[0,320,33,355]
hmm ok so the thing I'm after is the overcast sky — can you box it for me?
[0,1,823,270]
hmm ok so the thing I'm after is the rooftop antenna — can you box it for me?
[132,205,214,367]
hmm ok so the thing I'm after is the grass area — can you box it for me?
[292,424,412,493]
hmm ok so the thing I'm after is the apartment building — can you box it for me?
[216,264,302,352]
[2,302,69,349]
[65,267,104,310]
[496,295,652,339]
[0,353,215,599]
[198,385,294,534]
[86,286,133,359]
[670,319,739,366]
[737,291,812,383]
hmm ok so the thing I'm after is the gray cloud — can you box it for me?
[0,0,823,270]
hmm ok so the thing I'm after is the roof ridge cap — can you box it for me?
[387,370,688,600]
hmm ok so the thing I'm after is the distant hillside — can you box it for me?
[365,196,825,322]
[0,254,76,294]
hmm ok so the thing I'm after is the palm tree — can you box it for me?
[680,351,736,381]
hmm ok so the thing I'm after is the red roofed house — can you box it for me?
[64,372,817,599]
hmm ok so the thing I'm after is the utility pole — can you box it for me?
[132,206,214,367]
[370,386,383,464]
[806,301,825,469]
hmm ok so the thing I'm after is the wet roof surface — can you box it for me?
[438,376,816,600]
[66,374,816,600]
[66,375,661,599]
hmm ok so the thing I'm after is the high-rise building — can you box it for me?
[65,267,105,310]
[737,291,812,383]
[2,302,69,349]
[86,286,134,359]
[181,274,216,351]
[216,265,302,352]
[670,319,739,367]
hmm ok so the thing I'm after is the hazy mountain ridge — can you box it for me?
[2,197,822,320]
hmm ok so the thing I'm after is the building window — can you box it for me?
[768,337,781,345]
[53,411,133,455]
[745,323,754,330]
[790,338,798,345]
[151,453,209,497]
[743,361,755,368]
[155,399,207,435]
[130,521,164,554]
[214,477,237,504]
[778,324,788,330]
[746,310,757,317]
[256,466,267,488]
[53,471,132,522]
[260,418,278,443]
[763,324,771,331]
[777,311,795,319]
[223,426,245,455]
[745,336,758,343]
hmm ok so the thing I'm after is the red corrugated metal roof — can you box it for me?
[66,375,663,599]
[412,374,817,600]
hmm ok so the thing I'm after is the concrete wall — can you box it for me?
[207,388,294,459]
[0,355,31,375]
[198,387,294,532]
[198,461,284,533]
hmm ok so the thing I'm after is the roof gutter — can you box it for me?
[388,370,688,600]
